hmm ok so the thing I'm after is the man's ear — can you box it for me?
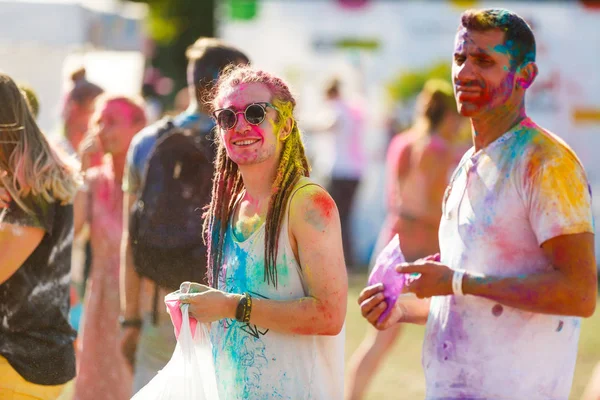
[280,117,294,141]
[516,62,538,89]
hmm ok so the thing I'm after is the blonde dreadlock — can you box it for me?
[203,66,311,288]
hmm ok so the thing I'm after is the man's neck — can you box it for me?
[238,162,279,210]
[471,104,527,151]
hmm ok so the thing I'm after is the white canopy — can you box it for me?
[0,0,147,131]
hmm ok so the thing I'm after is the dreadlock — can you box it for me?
[203,66,311,288]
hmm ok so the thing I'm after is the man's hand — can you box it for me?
[358,284,405,330]
[178,281,239,323]
[396,258,454,299]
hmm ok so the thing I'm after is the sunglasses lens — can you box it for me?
[217,110,236,130]
[245,104,266,125]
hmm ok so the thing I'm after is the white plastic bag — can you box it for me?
[131,304,220,400]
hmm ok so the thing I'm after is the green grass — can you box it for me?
[344,272,600,400]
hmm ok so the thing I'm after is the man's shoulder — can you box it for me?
[128,117,178,166]
[514,119,585,174]
[289,178,337,223]
[130,118,170,148]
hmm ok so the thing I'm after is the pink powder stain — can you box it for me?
[312,191,335,220]
[165,295,197,340]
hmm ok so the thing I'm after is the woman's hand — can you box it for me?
[178,281,241,323]
[78,133,101,172]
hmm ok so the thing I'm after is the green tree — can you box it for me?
[386,61,452,103]
[125,0,216,107]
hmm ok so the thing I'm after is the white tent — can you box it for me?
[0,0,147,132]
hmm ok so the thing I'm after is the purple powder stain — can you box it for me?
[367,235,407,323]
[556,320,564,332]
[434,297,470,364]
[491,304,504,317]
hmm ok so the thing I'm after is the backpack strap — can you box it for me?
[152,283,160,325]
[157,117,176,139]
[136,117,177,199]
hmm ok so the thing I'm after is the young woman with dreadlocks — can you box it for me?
[177,65,348,398]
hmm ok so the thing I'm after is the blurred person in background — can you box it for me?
[72,96,147,400]
[141,83,163,124]
[359,9,596,399]
[311,78,366,267]
[346,79,463,400]
[56,67,104,160]
[55,67,105,334]
[120,37,249,394]
[0,72,80,400]
[174,86,191,115]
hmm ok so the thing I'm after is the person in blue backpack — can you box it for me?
[119,37,250,394]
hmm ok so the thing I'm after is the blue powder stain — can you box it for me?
[212,231,268,397]
[211,229,296,397]
[502,124,536,163]
[493,43,512,57]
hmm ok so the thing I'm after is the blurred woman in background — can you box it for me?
[57,67,105,338]
[0,72,80,400]
[346,79,466,400]
[58,67,104,157]
[72,95,147,400]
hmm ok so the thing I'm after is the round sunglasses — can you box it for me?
[212,102,279,130]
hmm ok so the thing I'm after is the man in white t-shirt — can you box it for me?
[358,8,597,400]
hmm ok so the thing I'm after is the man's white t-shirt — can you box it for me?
[425,118,594,400]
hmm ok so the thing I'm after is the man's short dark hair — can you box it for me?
[185,37,250,100]
[460,8,536,68]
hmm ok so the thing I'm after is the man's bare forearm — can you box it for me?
[222,294,345,336]
[463,269,596,317]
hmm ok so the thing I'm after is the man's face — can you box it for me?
[452,27,518,118]
[216,82,284,167]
